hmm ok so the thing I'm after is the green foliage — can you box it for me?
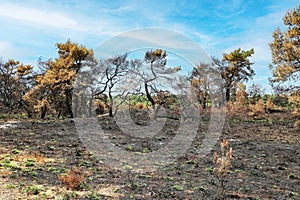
[261,94,274,102]
[6,183,16,189]
[24,185,44,195]
[273,95,289,107]
[129,94,151,107]
[25,158,35,167]
[173,185,184,191]
[214,48,255,102]
[11,149,20,154]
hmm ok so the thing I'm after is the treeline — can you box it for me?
[0,41,255,119]
[0,5,299,119]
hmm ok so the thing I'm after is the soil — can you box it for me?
[0,110,299,200]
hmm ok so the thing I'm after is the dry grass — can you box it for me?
[14,153,55,163]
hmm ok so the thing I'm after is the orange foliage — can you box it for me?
[266,98,274,110]
[58,167,90,190]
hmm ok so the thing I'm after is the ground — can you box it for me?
[0,110,299,200]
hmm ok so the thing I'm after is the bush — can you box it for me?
[289,90,300,113]
[58,167,89,190]
[273,95,289,107]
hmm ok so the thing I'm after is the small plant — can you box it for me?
[173,185,184,191]
[213,139,233,199]
[11,149,20,154]
[24,185,44,195]
[88,191,101,200]
[1,159,14,169]
[6,183,16,189]
[58,167,89,190]
[25,158,35,167]
[123,164,135,189]
[127,144,133,151]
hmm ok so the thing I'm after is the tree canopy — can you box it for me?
[269,5,300,86]
[214,48,255,102]
[23,39,95,118]
[270,4,300,112]
[0,59,34,114]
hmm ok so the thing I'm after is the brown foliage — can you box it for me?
[270,5,300,83]
[235,83,248,107]
[24,40,95,119]
[136,102,144,109]
[58,167,90,190]
[266,98,274,110]
[0,59,34,114]
[213,139,234,198]
[289,90,300,113]
[249,99,265,116]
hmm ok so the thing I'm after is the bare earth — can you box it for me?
[0,111,299,199]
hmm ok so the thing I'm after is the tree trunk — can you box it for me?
[73,95,78,118]
[108,92,114,117]
[88,96,93,117]
[65,90,73,118]
[66,97,73,118]
[27,111,32,119]
[40,105,47,119]
[203,95,207,109]
[225,87,230,102]
[145,83,156,110]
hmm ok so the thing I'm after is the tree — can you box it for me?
[247,83,265,104]
[191,63,212,109]
[214,48,255,102]
[269,5,300,85]
[129,49,181,117]
[94,54,130,117]
[24,40,95,118]
[235,82,247,107]
[269,5,300,112]
[0,59,34,114]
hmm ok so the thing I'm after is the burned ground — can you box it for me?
[0,110,299,199]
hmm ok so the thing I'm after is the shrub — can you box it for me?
[273,94,289,107]
[266,98,274,110]
[213,139,233,198]
[250,99,265,115]
[58,167,89,190]
[289,90,300,113]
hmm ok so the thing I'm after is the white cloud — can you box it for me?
[0,2,88,31]
[94,28,212,66]
[0,41,23,60]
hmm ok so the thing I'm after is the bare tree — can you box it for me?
[128,49,181,118]
[94,54,130,117]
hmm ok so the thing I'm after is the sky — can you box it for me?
[0,0,299,93]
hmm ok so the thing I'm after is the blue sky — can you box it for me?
[0,0,299,93]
